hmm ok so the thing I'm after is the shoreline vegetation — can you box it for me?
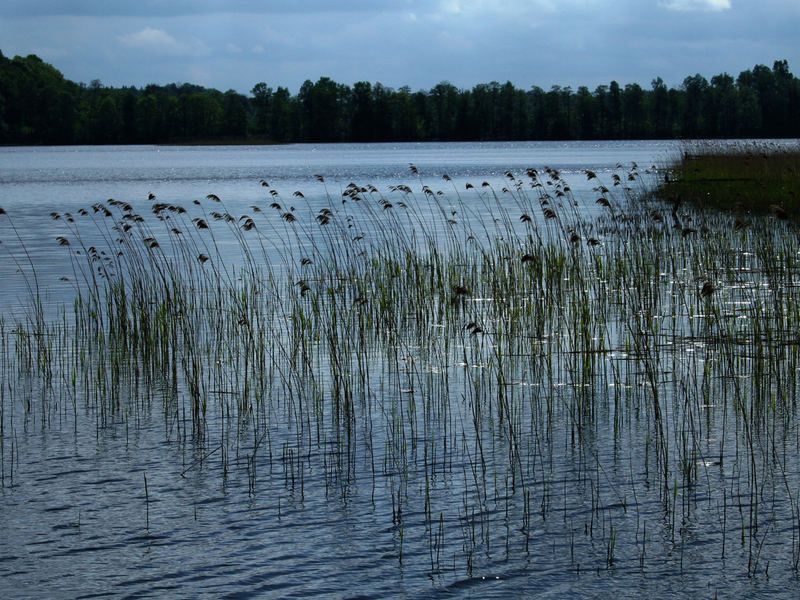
[660,141,800,219]
[1,51,799,146]
[3,149,800,586]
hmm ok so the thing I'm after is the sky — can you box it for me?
[1,1,798,95]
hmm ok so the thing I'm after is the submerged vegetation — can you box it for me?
[2,156,800,589]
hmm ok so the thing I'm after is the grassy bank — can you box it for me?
[659,141,800,219]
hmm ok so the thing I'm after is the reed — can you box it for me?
[659,140,800,218]
[1,158,799,585]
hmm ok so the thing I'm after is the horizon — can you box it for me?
[0,1,798,96]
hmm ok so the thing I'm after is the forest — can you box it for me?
[1,50,799,145]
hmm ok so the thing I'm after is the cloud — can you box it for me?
[118,27,206,56]
[0,0,796,96]
[440,1,463,15]
[661,0,732,11]
[0,1,409,18]
[430,0,561,20]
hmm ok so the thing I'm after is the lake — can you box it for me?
[2,140,800,599]
[0,141,674,313]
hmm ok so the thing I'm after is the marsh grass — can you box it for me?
[1,158,800,584]
[659,140,800,218]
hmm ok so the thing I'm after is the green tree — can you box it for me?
[497,81,529,140]
[607,81,623,139]
[750,64,778,135]
[469,82,497,140]
[298,77,348,142]
[350,81,375,142]
[388,86,421,141]
[4,52,800,144]
[543,85,571,139]
[271,86,294,142]
[89,95,122,143]
[681,74,708,137]
[771,59,793,135]
[736,85,762,137]
[708,73,737,137]
[622,83,646,138]
[650,77,671,138]
[429,82,460,140]
[371,82,393,141]
[135,94,162,142]
[223,90,248,138]
[575,86,595,139]
[120,91,137,143]
[527,86,547,139]
[251,82,272,138]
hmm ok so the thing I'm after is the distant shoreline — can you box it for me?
[3,136,799,149]
[3,54,799,146]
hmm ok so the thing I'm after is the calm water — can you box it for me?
[0,141,675,313]
[2,141,799,599]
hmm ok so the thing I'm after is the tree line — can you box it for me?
[1,50,798,145]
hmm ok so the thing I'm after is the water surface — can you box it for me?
[2,141,799,599]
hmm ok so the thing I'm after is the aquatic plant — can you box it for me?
[659,140,800,218]
[1,158,800,586]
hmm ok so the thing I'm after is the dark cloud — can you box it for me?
[0,1,797,95]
